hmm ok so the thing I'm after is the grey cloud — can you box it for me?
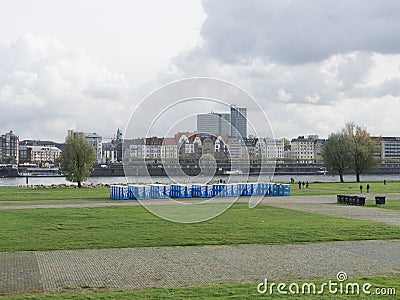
[201,0,400,65]
[377,78,400,97]
[85,79,129,100]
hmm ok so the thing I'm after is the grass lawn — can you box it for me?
[289,181,400,196]
[365,199,400,211]
[1,276,398,299]
[0,180,399,201]
[0,203,398,252]
[0,186,109,201]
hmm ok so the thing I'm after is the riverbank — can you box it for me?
[3,174,400,186]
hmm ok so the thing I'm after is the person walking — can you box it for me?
[298,181,301,189]
[366,184,370,193]
[360,185,363,193]
[306,181,309,189]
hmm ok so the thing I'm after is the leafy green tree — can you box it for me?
[322,131,352,182]
[60,135,95,188]
[345,122,377,182]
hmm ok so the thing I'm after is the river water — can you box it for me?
[1,174,400,186]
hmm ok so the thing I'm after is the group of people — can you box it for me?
[359,184,371,193]
[290,178,310,189]
[291,178,374,193]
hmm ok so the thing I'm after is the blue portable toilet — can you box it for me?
[110,185,115,199]
[185,184,192,198]
[163,185,170,198]
[267,183,273,195]
[114,185,129,200]
[278,184,284,196]
[237,183,247,196]
[170,184,187,198]
[225,184,237,197]
[205,185,213,197]
[231,183,239,197]
[272,184,279,196]
[149,184,168,199]
[191,184,201,197]
[244,183,253,196]
[212,184,227,197]
[128,185,137,199]
[282,184,290,196]
[135,185,150,200]
[250,183,259,195]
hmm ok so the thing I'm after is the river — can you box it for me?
[1,174,399,186]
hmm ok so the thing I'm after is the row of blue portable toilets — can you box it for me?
[110,183,290,200]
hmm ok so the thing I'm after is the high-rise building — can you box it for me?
[0,131,19,163]
[197,105,247,138]
[197,112,231,136]
[230,105,247,138]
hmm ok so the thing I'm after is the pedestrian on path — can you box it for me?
[366,184,370,193]
[298,181,301,189]
[360,185,363,193]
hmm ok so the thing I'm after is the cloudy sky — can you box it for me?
[1,0,399,142]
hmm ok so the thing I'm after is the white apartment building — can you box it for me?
[227,137,247,160]
[126,137,177,160]
[291,135,326,163]
[256,138,285,159]
[29,146,61,163]
[291,136,317,162]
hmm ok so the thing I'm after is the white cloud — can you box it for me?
[2,1,399,141]
[0,34,130,141]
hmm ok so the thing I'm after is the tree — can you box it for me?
[60,135,95,188]
[345,122,377,182]
[322,131,352,182]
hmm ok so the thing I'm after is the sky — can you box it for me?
[0,0,399,142]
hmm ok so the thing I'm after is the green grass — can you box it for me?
[289,181,400,196]
[0,203,398,252]
[0,186,109,201]
[1,276,398,299]
[0,180,399,202]
[365,199,400,211]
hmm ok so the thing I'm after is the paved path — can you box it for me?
[263,195,400,227]
[1,240,399,295]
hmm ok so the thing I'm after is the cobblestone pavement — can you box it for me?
[0,240,399,295]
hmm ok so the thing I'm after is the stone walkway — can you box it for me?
[1,240,399,295]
